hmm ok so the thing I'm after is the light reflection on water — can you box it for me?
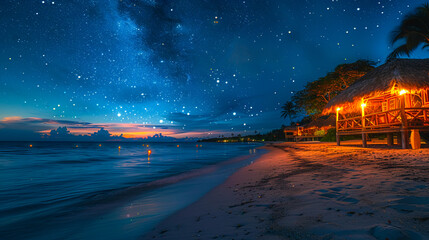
[0,141,262,240]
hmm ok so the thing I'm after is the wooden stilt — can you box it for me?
[336,133,340,146]
[387,133,394,146]
[362,133,367,148]
[401,129,409,149]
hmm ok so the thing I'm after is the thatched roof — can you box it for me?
[324,58,429,114]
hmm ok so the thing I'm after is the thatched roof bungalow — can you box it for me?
[324,58,429,149]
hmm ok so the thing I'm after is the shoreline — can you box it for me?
[143,141,429,240]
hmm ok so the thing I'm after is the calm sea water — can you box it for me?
[0,141,263,240]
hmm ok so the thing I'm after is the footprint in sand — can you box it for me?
[329,187,344,192]
[369,224,424,240]
[387,196,429,213]
[337,196,360,204]
[315,189,360,204]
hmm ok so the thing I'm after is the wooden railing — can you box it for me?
[337,107,429,132]
[337,115,362,131]
[404,108,429,126]
[364,109,401,129]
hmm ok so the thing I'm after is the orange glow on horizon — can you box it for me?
[2,116,232,139]
[38,128,176,139]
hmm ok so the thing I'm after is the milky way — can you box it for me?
[1,0,428,138]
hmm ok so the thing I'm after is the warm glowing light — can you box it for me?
[399,89,408,95]
[118,146,121,149]
[336,107,341,112]
[76,145,78,148]
[148,150,152,155]
[177,145,180,147]
[146,145,149,147]
[196,144,199,147]
[99,144,101,147]
[361,103,366,108]
[29,144,33,148]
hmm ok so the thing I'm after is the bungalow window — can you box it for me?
[382,102,388,112]
[388,98,399,110]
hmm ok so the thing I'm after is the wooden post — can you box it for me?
[397,133,402,148]
[362,133,367,148]
[401,129,409,149]
[336,108,340,146]
[387,133,394,146]
[400,94,409,149]
[361,102,367,148]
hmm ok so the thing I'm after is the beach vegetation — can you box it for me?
[388,3,429,60]
[320,128,336,142]
[280,101,297,123]
[289,60,375,120]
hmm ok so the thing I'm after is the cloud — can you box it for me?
[0,116,199,141]
[1,117,91,126]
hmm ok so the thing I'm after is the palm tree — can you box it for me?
[388,3,429,60]
[281,101,297,123]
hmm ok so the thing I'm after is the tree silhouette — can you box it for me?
[388,3,429,60]
[289,60,374,118]
[281,101,297,123]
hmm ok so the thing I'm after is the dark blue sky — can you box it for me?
[1,0,428,138]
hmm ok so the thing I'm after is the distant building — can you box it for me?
[283,115,335,142]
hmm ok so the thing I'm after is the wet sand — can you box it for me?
[143,141,429,240]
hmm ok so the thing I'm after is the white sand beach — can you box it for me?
[143,141,429,240]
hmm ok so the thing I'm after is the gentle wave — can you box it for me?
[0,142,262,240]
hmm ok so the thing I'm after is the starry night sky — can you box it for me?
[1,0,428,139]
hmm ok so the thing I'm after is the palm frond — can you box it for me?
[388,3,429,59]
[387,44,411,61]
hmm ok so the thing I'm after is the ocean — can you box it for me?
[0,141,263,240]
